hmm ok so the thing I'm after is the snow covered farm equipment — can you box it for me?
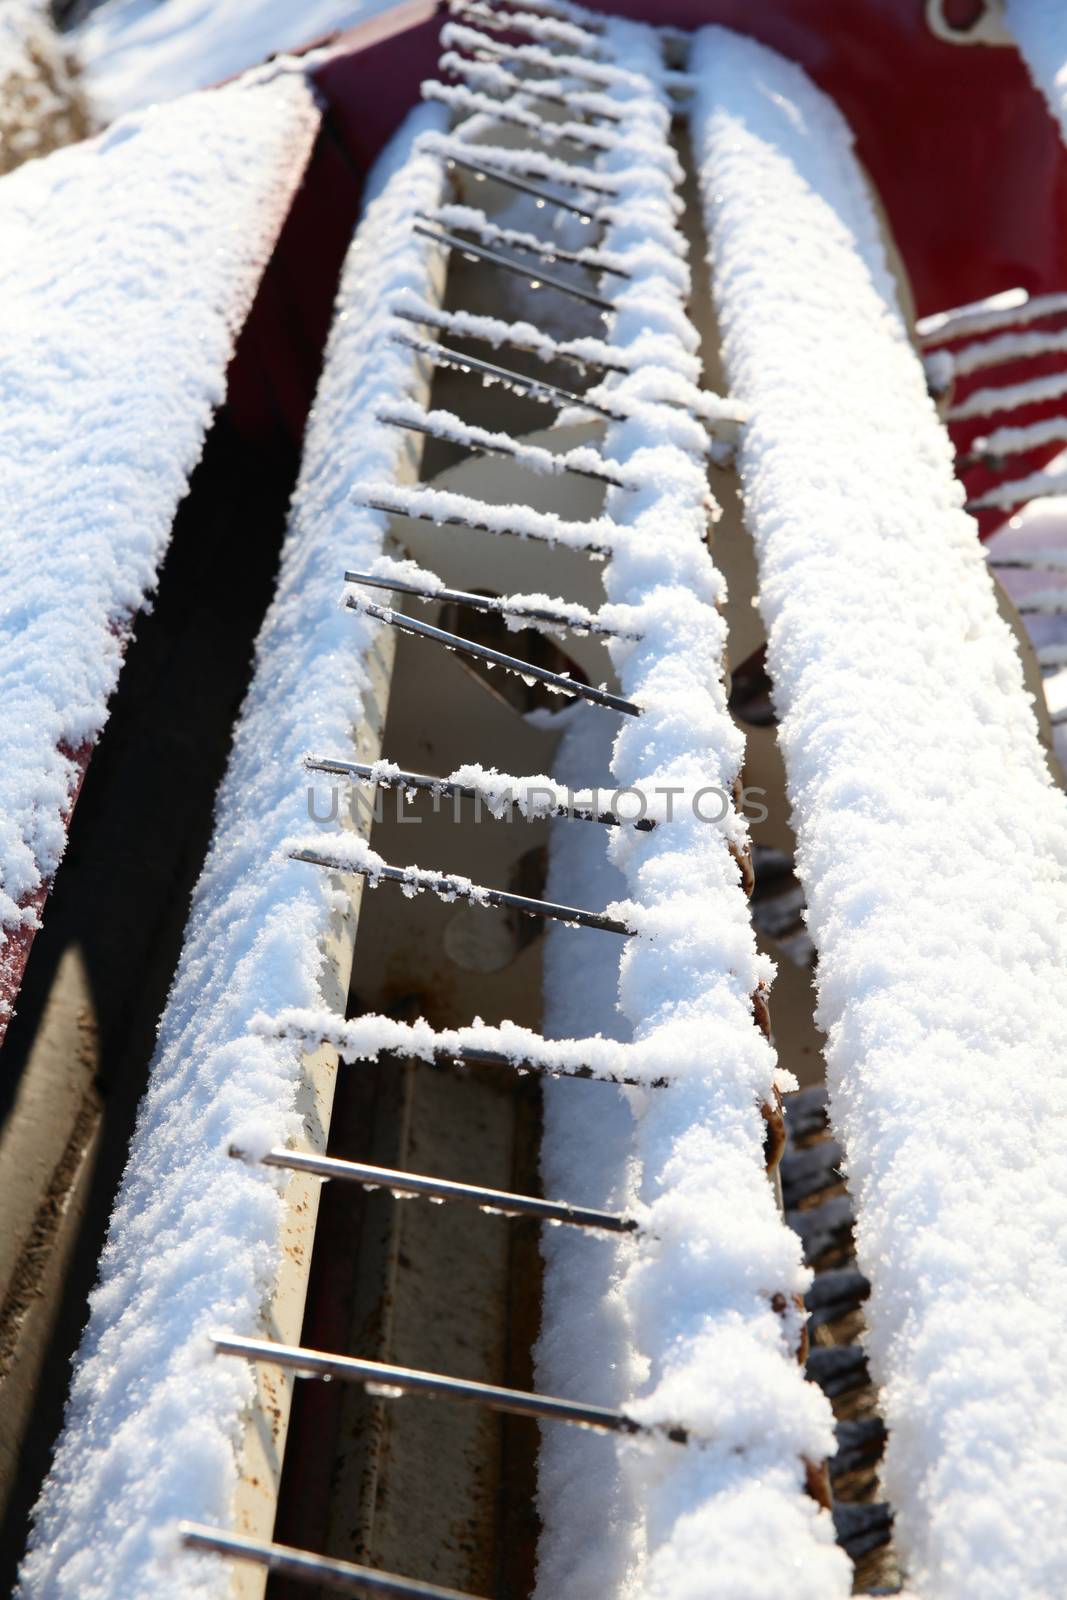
[3,2,1067,1598]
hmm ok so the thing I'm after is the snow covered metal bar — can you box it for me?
[426,146,603,221]
[390,328,628,416]
[533,18,847,1600]
[346,595,641,714]
[379,399,631,484]
[949,365,1067,421]
[692,24,1067,1597]
[251,1008,669,1087]
[289,837,635,935]
[0,75,319,1045]
[419,203,631,275]
[918,287,1067,344]
[412,219,617,308]
[339,565,634,636]
[18,108,449,1600]
[307,756,655,829]
[351,479,619,554]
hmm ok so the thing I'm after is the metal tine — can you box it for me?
[439,48,624,123]
[305,754,655,830]
[459,0,607,31]
[213,1334,687,1439]
[419,204,631,277]
[180,1524,489,1600]
[233,1146,638,1233]
[347,596,641,716]
[291,847,635,936]
[392,304,628,378]
[442,22,628,93]
[390,328,628,420]
[422,80,614,154]
[352,486,615,557]
[414,221,615,312]
[449,1,605,58]
[377,406,627,488]
[341,566,635,637]
[259,1015,666,1087]
[439,150,603,224]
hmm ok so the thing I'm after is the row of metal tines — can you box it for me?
[182,1,714,1594]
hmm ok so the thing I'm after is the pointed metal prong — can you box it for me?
[390,328,628,419]
[291,847,635,935]
[348,596,640,715]
[377,405,626,487]
[439,149,603,223]
[306,754,654,829]
[342,566,635,638]
[439,49,623,122]
[393,303,626,376]
[419,208,630,277]
[213,1334,685,1439]
[415,221,615,311]
[448,1,605,58]
[180,1524,489,1600]
[353,485,615,555]
[422,80,613,153]
[234,1147,638,1233]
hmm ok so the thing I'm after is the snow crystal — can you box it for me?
[17,105,446,1600]
[0,75,318,957]
[693,24,1067,1598]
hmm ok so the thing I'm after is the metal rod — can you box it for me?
[393,302,625,374]
[378,406,626,486]
[440,149,603,223]
[348,596,640,715]
[261,1013,665,1086]
[449,1,605,56]
[305,754,655,830]
[214,1334,684,1437]
[440,52,623,122]
[423,80,611,154]
[419,207,629,277]
[414,221,614,311]
[239,1147,638,1233]
[342,565,632,637]
[391,328,627,419]
[180,1524,487,1599]
[291,848,635,935]
[353,487,614,555]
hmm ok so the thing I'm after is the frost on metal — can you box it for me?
[16,107,445,1600]
[692,23,1067,1598]
[0,72,318,1028]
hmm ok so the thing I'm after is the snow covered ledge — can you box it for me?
[535,17,849,1600]
[17,108,446,1600]
[692,25,1067,1599]
[0,73,319,1044]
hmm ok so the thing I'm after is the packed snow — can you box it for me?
[17,105,446,1600]
[529,18,849,1600]
[75,0,399,119]
[693,24,1067,1598]
[0,72,318,1019]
